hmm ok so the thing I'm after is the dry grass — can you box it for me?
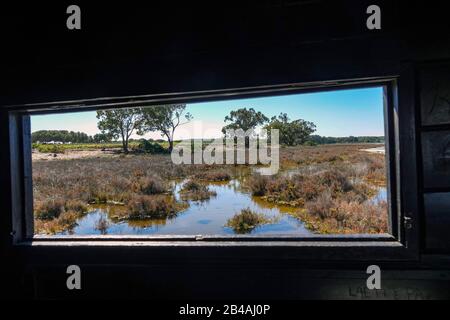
[298,199,388,234]
[32,144,388,235]
[247,144,388,233]
[247,167,373,207]
[34,210,84,235]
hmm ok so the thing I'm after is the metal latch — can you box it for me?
[404,216,413,229]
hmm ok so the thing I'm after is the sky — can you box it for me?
[31,86,385,140]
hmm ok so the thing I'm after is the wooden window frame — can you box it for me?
[5,73,420,262]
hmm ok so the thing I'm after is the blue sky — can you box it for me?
[31,86,385,139]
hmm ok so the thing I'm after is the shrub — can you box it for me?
[91,191,109,204]
[293,175,324,201]
[35,144,65,154]
[304,191,334,219]
[182,180,203,192]
[125,195,187,220]
[301,197,388,234]
[35,199,66,220]
[133,176,167,195]
[64,199,88,214]
[248,174,268,196]
[316,169,353,193]
[194,170,231,182]
[180,180,217,201]
[332,200,388,233]
[34,210,79,235]
[225,208,271,234]
[133,139,168,154]
[303,141,317,146]
[57,210,80,230]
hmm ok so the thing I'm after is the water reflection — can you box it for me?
[371,187,387,204]
[59,167,387,236]
[60,178,311,236]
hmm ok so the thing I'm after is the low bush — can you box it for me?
[182,180,203,192]
[180,180,217,201]
[34,210,80,235]
[301,197,388,234]
[304,191,334,220]
[125,195,187,220]
[225,208,271,234]
[248,167,368,207]
[35,144,65,154]
[133,176,167,195]
[248,174,268,196]
[194,170,231,182]
[133,139,168,154]
[64,199,88,214]
[35,199,66,220]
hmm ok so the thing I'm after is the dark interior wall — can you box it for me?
[1,0,450,299]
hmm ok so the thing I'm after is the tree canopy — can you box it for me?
[264,113,316,146]
[221,108,269,134]
[32,130,94,143]
[96,108,143,153]
[138,104,192,152]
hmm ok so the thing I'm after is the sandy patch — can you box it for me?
[32,149,120,161]
[361,146,385,154]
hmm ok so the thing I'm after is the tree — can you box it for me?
[138,104,192,152]
[264,113,316,146]
[93,133,112,143]
[96,109,143,153]
[221,108,269,134]
[221,108,269,148]
[31,130,92,143]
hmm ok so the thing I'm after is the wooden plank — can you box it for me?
[424,192,450,251]
[421,131,450,189]
[420,63,450,126]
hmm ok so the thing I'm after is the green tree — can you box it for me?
[221,108,269,134]
[96,109,143,153]
[93,133,112,143]
[31,130,93,143]
[264,113,316,146]
[138,104,192,152]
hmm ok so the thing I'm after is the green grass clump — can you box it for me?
[225,208,271,234]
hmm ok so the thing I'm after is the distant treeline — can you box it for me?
[32,130,384,146]
[32,130,111,143]
[306,135,385,145]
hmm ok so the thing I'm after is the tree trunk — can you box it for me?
[168,139,174,152]
[122,134,128,154]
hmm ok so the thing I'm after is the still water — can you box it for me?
[58,168,387,236]
[60,178,312,236]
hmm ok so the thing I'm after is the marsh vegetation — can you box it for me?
[32,143,387,235]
